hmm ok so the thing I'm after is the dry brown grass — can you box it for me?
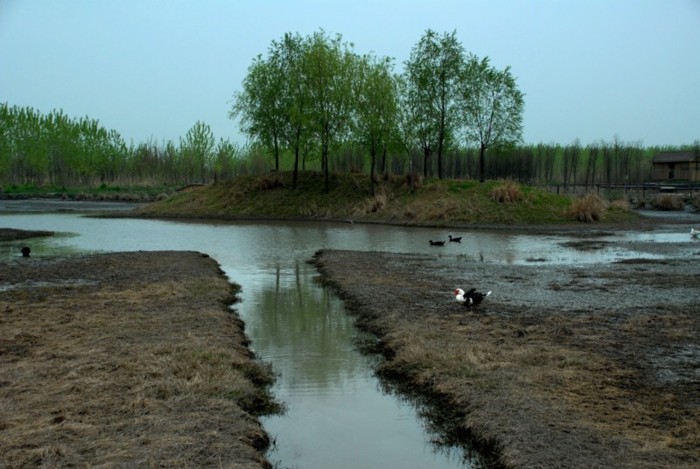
[405,172,424,191]
[610,198,631,211]
[314,249,700,469]
[352,187,388,215]
[691,193,700,211]
[254,173,285,190]
[652,194,684,211]
[490,179,523,203]
[568,192,608,222]
[426,199,462,219]
[0,252,276,468]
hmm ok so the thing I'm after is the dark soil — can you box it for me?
[0,228,54,242]
[0,250,276,468]
[313,244,700,468]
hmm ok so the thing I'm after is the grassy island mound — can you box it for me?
[134,172,638,226]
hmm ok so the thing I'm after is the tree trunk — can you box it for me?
[479,144,487,182]
[370,140,377,195]
[562,148,571,189]
[380,145,387,176]
[437,130,444,179]
[292,147,300,190]
[323,137,330,193]
[423,145,430,178]
[292,128,301,189]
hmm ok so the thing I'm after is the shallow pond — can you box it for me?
[2,203,698,468]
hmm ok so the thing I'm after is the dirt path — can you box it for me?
[0,251,276,468]
[313,248,700,468]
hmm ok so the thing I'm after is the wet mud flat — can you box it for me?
[313,249,700,469]
[0,250,275,468]
[0,227,54,242]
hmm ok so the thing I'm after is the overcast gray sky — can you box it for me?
[1,0,698,148]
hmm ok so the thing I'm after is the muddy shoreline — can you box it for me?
[312,246,700,468]
[0,228,55,242]
[0,249,276,468]
[3,211,699,467]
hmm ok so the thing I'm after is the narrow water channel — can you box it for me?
[2,205,691,468]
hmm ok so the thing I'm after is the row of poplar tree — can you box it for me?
[0,103,240,186]
[0,30,691,190]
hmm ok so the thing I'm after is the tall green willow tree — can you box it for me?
[353,54,398,193]
[393,74,422,189]
[459,57,524,182]
[403,29,464,179]
[230,55,286,171]
[270,32,312,189]
[303,30,356,192]
[231,33,313,188]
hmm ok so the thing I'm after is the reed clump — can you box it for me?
[490,179,523,203]
[610,198,631,211]
[405,172,424,191]
[353,187,388,215]
[652,194,684,211]
[691,193,700,211]
[568,192,607,222]
[255,173,285,190]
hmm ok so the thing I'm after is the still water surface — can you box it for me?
[1,206,691,468]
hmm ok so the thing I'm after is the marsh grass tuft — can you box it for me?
[405,172,424,191]
[490,179,522,203]
[609,198,630,211]
[568,192,607,222]
[353,187,387,215]
[255,173,285,190]
[652,194,684,211]
[691,193,700,211]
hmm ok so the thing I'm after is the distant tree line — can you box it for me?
[1,29,696,191]
[0,103,246,187]
[1,103,689,192]
[287,137,677,188]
